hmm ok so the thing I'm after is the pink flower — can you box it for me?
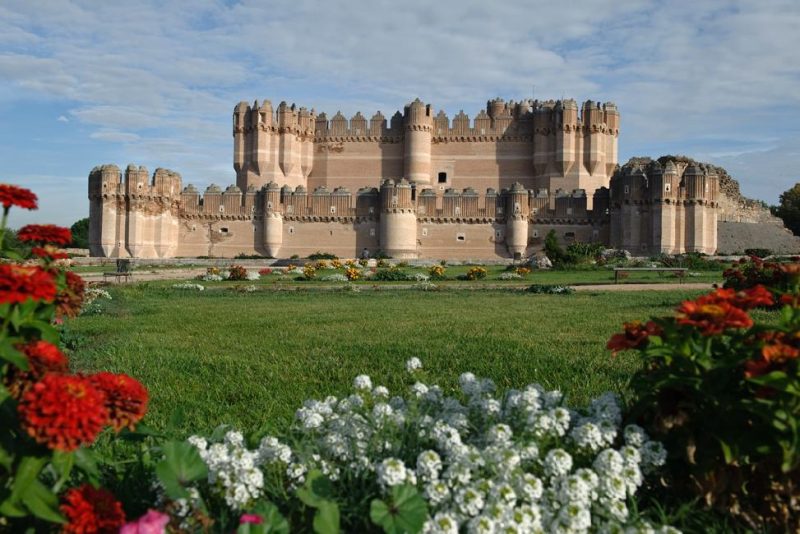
[120,509,170,534]
[240,513,264,525]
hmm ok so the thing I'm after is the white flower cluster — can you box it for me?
[84,287,112,302]
[410,272,431,282]
[188,432,264,510]
[201,274,224,281]
[498,272,523,280]
[246,271,261,281]
[187,363,675,532]
[287,268,305,275]
[320,273,349,282]
[172,282,205,291]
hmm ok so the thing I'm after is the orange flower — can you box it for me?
[17,224,72,246]
[607,320,661,356]
[729,285,774,309]
[0,264,57,304]
[676,297,752,336]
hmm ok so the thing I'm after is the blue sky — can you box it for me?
[1,0,799,227]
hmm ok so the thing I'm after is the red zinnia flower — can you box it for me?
[3,340,69,399]
[17,224,72,246]
[676,296,752,336]
[56,271,86,318]
[727,285,775,309]
[89,372,149,431]
[0,184,37,210]
[17,374,109,451]
[607,320,662,356]
[744,358,772,379]
[61,484,126,534]
[31,245,70,261]
[0,264,57,304]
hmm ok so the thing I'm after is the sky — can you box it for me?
[1,0,799,227]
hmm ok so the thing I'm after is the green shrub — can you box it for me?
[744,248,772,258]
[372,268,408,281]
[526,284,574,294]
[612,283,800,531]
[309,251,338,260]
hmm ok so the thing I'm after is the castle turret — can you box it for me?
[88,164,126,257]
[124,165,157,258]
[152,168,181,258]
[403,99,433,185]
[233,101,249,175]
[583,101,605,176]
[603,103,620,177]
[263,181,283,257]
[506,182,530,259]
[379,179,417,258]
[556,100,578,176]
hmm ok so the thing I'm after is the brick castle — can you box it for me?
[88,97,719,259]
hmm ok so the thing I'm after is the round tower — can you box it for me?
[379,179,417,258]
[403,99,433,185]
[506,182,530,259]
[263,181,283,258]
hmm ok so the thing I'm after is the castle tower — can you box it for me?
[556,100,579,176]
[88,164,127,257]
[263,181,283,257]
[683,165,718,254]
[506,182,530,259]
[403,99,433,185]
[379,179,417,258]
[151,168,182,258]
[233,102,248,177]
[583,101,605,176]
[603,103,620,177]
[648,163,675,253]
[124,165,158,258]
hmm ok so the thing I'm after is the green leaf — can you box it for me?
[296,469,333,508]
[74,448,100,484]
[313,501,340,534]
[20,479,65,524]
[237,501,290,534]
[370,485,428,534]
[155,441,208,500]
[0,338,27,369]
[50,451,74,493]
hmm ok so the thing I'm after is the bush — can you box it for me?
[723,256,800,298]
[463,266,487,280]
[428,265,446,280]
[656,253,722,271]
[609,283,800,530]
[309,251,338,260]
[544,230,565,264]
[743,248,772,259]
[526,284,574,294]
[228,264,249,281]
[372,268,407,281]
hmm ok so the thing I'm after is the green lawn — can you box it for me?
[67,286,711,438]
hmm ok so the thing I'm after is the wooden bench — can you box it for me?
[103,259,134,283]
[613,267,688,284]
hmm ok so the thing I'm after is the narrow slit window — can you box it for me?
[438,172,447,184]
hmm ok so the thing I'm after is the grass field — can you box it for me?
[67,286,713,438]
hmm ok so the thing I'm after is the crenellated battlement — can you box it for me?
[89,164,183,200]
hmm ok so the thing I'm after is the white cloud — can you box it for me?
[57,115,68,122]
[0,0,798,210]
[89,130,141,143]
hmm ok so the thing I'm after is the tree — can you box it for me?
[70,218,90,249]
[771,184,800,236]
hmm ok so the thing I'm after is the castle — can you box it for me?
[88,97,719,259]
